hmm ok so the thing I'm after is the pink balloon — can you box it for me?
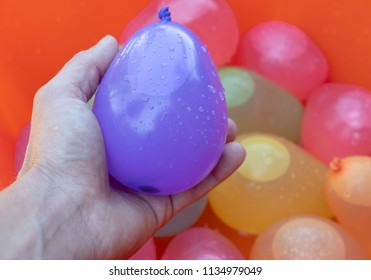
[120,0,239,67]
[237,21,328,101]
[302,83,371,164]
[129,237,157,260]
[161,227,244,260]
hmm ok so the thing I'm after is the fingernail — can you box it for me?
[97,35,113,47]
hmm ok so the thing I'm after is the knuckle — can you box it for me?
[33,84,48,105]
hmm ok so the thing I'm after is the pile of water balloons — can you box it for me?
[12,0,371,260]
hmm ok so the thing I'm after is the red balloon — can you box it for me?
[161,227,244,260]
[119,0,239,67]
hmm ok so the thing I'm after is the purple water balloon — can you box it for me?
[93,7,227,195]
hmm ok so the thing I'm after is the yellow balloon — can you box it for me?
[238,135,290,182]
[209,133,332,234]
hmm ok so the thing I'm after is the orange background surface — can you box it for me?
[1,0,371,188]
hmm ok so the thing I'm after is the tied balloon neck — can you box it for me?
[329,157,342,173]
[158,6,172,22]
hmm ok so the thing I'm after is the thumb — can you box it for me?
[41,35,118,102]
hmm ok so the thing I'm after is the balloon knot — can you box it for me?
[158,6,171,22]
[329,157,342,173]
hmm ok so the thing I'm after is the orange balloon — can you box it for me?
[325,156,371,258]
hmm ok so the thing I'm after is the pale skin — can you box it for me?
[0,35,245,259]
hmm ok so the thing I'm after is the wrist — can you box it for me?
[0,166,90,259]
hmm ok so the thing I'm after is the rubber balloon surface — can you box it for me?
[93,7,228,195]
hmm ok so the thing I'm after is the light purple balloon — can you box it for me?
[93,7,227,195]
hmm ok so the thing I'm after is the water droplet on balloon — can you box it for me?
[169,46,175,51]
[201,45,207,53]
[219,93,225,101]
[343,190,351,198]
[198,106,204,113]
[208,85,216,93]
[160,112,168,121]
[187,106,192,112]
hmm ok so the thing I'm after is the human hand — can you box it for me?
[0,36,245,259]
